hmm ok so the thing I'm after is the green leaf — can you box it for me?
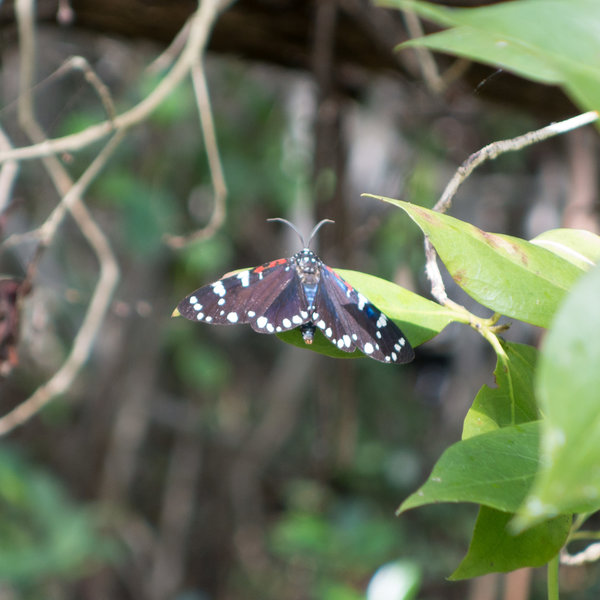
[450,506,570,579]
[278,269,457,359]
[517,263,600,527]
[463,341,539,439]
[398,421,541,514]
[381,0,600,114]
[368,196,583,327]
[531,228,600,271]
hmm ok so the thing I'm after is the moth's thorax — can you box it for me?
[292,248,322,285]
[292,248,322,310]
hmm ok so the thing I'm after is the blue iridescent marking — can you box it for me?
[303,283,318,308]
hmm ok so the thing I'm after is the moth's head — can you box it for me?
[294,248,319,272]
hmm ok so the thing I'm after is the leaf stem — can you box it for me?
[547,554,560,600]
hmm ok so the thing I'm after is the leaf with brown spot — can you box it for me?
[368,196,585,328]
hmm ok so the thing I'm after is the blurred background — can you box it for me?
[0,1,598,599]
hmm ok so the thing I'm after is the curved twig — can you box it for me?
[163,60,227,248]
[0,0,232,165]
[425,111,599,306]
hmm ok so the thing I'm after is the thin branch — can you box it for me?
[0,126,19,216]
[0,0,121,436]
[0,0,234,433]
[0,0,233,165]
[164,60,227,248]
[401,8,444,93]
[401,8,469,94]
[146,19,192,75]
[62,55,117,122]
[3,130,125,250]
[433,111,599,216]
[425,110,599,306]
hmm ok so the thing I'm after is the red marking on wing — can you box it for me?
[254,258,287,274]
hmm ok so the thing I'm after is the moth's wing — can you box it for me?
[177,258,310,334]
[313,266,414,363]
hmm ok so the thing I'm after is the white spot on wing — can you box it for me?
[212,281,226,297]
[343,335,351,348]
[282,318,292,328]
[205,316,213,323]
[218,298,226,306]
[337,339,344,349]
[292,315,302,325]
[300,311,308,319]
[194,303,203,312]
[237,270,250,287]
[247,310,256,318]
[376,314,387,328]
[357,293,368,310]
[256,316,268,328]
[189,296,198,304]
[325,327,332,337]
[363,342,374,354]
[196,313,204,320]
[226,312,238,323]
[317,320,326,329]
[391,352,397,361]
[266,323,275,333]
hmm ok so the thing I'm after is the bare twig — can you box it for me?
[0,0,234,165]
[62,55,117,122]
[146,19,192,75]
[425,110,599,306]
[164,60,227,248]
[3,130,125,250]
[401,7,469,94]
[0,126,19,216]
[401,8,444,93]
[0,0,234,433]
[0,0,121,436]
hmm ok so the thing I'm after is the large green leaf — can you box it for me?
[531,228,600,271]
[369,196,583,327]
[381,0,600,113]
[517,263,600,527]
[278,269,457,359]
[398,421,541,514]
[450,506,570,579]
[462,341,539,439]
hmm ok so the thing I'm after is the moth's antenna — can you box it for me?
[268,217,334,248]
[307,219,334,248]
[267,217,306,247]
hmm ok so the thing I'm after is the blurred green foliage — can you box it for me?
[0,448,116,596]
